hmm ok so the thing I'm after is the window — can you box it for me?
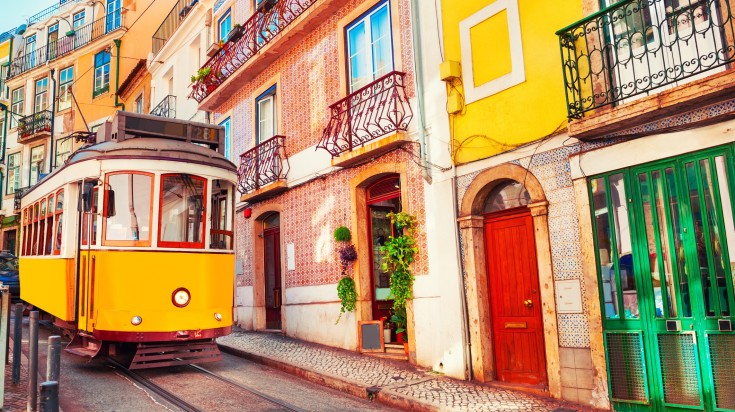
[26,35,36,69]
[11,87,24,128]
[158,174,207,248]
[93,51,111,97]
[219,10,232,41]
[34,77,49,113]
[55,137,73,167]
[82,184,98,246]
[103,172,153,246]
[29,145,45,186]
[219,117,232,159]
[106,0,122,32]
[135,94,143,113]
[73,11,85,28]
[53,189,64,254]
[58,66,73,111]
[6,152,20,195]
[73,11,86,48]
[210,180,234,250]
[48,24,59,59]
[255,85,276,144]
[483,180,531,213]
[345,1,393,92]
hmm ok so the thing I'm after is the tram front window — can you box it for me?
[103,173,152,245]
[159,174,207,248]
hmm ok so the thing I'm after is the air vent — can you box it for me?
[666,320,682,332]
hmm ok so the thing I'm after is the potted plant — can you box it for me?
[206,40,224,57]
[391,307,408,354]
[227,23,244,43]
[334,226,358,324]
[381,316,391,343]
[190,67,211,84]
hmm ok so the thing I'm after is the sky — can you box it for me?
[1,1,59,34]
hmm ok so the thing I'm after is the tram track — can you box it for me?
[107,358,305,412]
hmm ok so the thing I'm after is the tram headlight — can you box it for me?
[214,312,222,321]
[131,316,142,326]
[172,288,191,307]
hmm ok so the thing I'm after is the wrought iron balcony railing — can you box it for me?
[27,0,84,26]
[317,71,413,157]
[150,95,177,118]
[152,0,199,56]
[557,0,735,119]
[9,9,125,78]
[13,187,29,212]
[237,135,289,194]
[18,111,53,142]
[189,0,319,103]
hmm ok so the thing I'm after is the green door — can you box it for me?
[589,147,735,411]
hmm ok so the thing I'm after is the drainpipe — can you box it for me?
[49,68,56,171]
[113,39,124,111]
[409,0,431,184]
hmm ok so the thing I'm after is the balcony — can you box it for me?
[13,188,29,213]
[27,0,85,26]
[18,111,52,143]
[150,95,177,118]
[557,0,735,138]
[317,71,413,167]
[8,9,125,78]
[152,0,199,56]
[238,135,290,203]
[190,0,342,109]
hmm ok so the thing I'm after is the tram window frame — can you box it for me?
[158,174,208,249]
[210,180,234,250]
[44,195,54,255]
[53,189,64,254]
[102,172,154,247]
[32,203,40,256]
[22,209,28,256]
[81,186,98,247]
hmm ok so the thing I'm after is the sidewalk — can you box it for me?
[217,330,594,412]
[4,326,32,411]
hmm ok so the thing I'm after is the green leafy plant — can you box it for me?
[333,226,352,242]
[390,307,407,334]
[380,211,418,311]
[336,276,357,324]
[191,67,212,83]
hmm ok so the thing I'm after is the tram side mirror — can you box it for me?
[103,189,116,218]
[80,182,95,212]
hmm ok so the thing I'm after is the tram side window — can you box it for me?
[45,195,54,255]
[159,174,207,248]
[210,180,233,250]
[82,186,98,246]
[32,203,40,256]
[53,189,64,254]
[104,173,153,246]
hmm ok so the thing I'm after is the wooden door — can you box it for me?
[484,208,547,386]
[264,227,282,330]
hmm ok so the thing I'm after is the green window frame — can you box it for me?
[93,51,110,98]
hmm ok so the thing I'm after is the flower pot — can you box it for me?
[396,331,405,343]
[403,342,409,356]
[227,25,244,43]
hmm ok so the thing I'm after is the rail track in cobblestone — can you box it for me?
[107,358,305,412]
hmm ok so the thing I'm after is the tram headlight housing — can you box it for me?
[214,312,222,321]
[172,288,191,307]
[131,316,142,326]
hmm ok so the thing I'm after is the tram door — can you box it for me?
[593,148,735,411]
[78,185,98,332]
[263,213,281,330]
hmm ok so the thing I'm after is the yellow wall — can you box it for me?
[442,0,582,164]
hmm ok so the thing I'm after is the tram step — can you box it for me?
[129,339,222,370]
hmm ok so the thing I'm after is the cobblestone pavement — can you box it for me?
[218,330,594,412]
[3,335,31,412]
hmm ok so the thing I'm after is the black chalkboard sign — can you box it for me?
[358,320,385,353]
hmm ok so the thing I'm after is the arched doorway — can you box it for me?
[262,212,282,330]
[482,180,547,385]
[366,175,401,321]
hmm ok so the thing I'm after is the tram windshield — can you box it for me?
[104,173,153,245]
[159,174,207,247]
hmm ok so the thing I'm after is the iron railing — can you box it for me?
[13,187,29,212]
[152,0,199,55]
[190,0,319,102]
[27,0,84,26]
[9,9,125,78]
[150,95,177,118]
[0,27,17,43]
[18,111,53,142]
[557,0,735,119]
[237,135,289,194]
[317,71,413,157]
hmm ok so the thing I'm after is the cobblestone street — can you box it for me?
[218,330,594,411]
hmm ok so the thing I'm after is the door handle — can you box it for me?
[524,299,533,308]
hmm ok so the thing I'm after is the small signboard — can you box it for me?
[556,279,583,314]
[358,320,385,353]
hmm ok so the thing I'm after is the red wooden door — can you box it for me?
[264,227,282,330]
[484,209,547,386]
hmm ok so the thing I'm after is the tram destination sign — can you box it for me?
[109,111,224,152]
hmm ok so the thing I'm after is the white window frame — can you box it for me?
[345,1,394,93]
[58,66,74,111]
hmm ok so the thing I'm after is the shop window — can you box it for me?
[345,1,394,92]
[158,174,207,248]
[103,172,153,246]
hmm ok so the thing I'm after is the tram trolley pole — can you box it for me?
[28,310,39,412]
[0,286,10,410]
[13,302,22,384]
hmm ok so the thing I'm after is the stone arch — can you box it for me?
[457,162,561,398]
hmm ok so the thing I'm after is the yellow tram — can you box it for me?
[18,112,237,368]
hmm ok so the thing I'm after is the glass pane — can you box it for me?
[263,213,280,229]
[715,157,735,317]
[370,5,392,78]
[666,167,692,317]
[370,208,393,300]
[159,175,206,244]
[686,161,716,316]
[592,177,618,318]
[105,174,152,242]
[610,174,638,319]
[652,171,679,318]
[639,174,666,317]
[482,180,531,213]
[347,22,367,92]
